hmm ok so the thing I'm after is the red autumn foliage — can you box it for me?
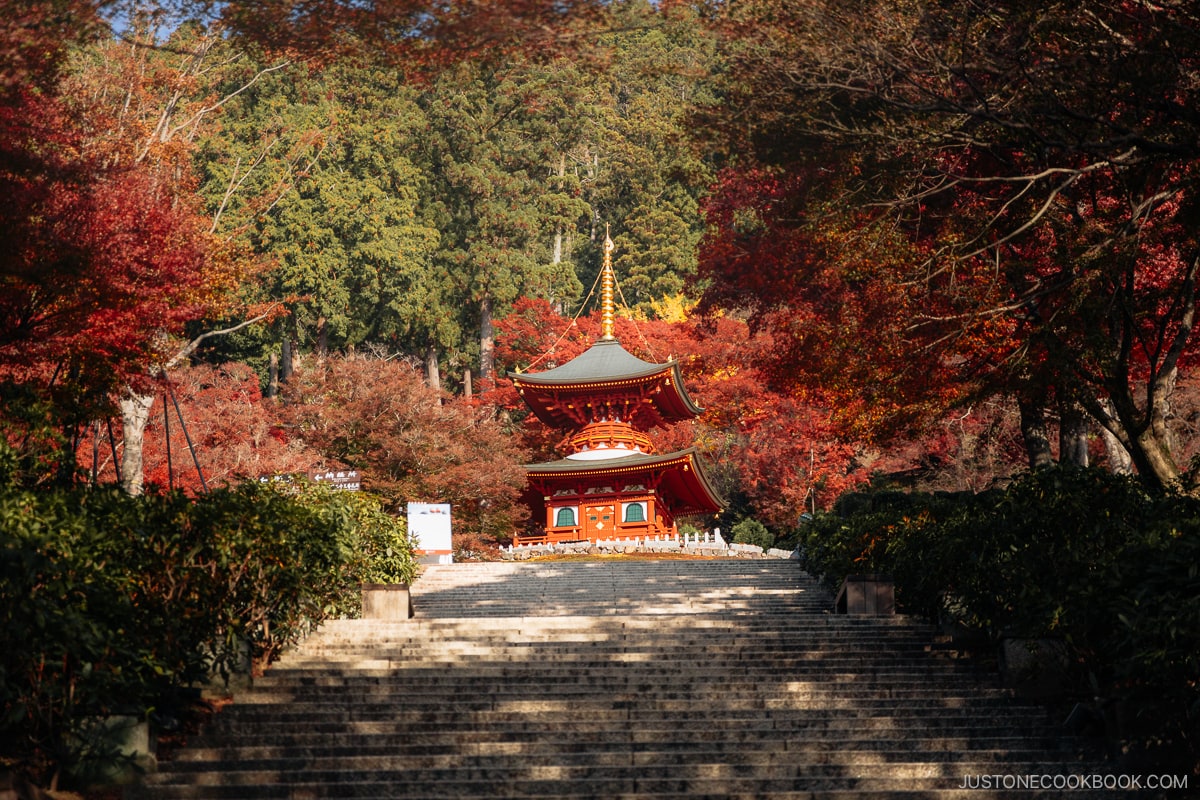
[77,362,317,493]
[697,168,972,443]
[0,1,102,99]
[0,33,217,407]
[282,355,530,540]
[218,0,607,71]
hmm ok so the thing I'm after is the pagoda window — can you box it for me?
[554,507,577,527]
[623,502,646,523]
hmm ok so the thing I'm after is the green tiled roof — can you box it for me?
[511,339,669,384]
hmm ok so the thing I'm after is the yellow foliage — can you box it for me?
[648,293,696,323]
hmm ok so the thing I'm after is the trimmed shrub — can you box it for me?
[800,466,1199,772]
[0,458,415,788]
[731,518,774,550]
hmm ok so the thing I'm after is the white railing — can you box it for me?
[501,530,798,562]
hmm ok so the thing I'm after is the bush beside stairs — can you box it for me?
[128,560,1125,799]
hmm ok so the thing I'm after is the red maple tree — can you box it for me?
[283,355,531,541]
[0,3,236,482]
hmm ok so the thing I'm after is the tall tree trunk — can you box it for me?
[114,310,281,494]
[119,391,154,496]
[550,229,565,315]
[1089,386,1182,488]
[280,337,294,383]
[1018,397,1054,469]
[553,154,566,268]
[1058,398,1089,467]
[1131,427,1183,487]
[266,352,280,399]
[1098,399,1134,475]
[463,367,473,400]
[315,316,329,358]
[425,344,441,392]
[1091,254,1196,488]
[1149,367,1181,464]
[479,294,495,387]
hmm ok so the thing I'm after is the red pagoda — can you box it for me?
[511,234,723,545]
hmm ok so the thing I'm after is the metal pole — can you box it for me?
[163,392,174,491]
[91,420,100,486]
[165,381,208,493]
[105,418,120,484]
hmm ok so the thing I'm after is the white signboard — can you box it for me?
[408,502,452,563]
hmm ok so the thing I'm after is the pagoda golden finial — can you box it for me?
[600,225,616,340]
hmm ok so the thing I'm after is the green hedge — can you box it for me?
[0,467,415,787]
[731,518,774,550]
[798,466,1199,771]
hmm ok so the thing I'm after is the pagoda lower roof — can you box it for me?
[510,339,702,429]
[524,447,723,517]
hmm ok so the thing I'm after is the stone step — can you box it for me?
[176,734,1077,762]
[304,619,933,634]
[334,614,919,622]
[282,635,953,647]
[285,633,958,645]
[168,742,1075,764]
[200,711,1042,731]
[275,639,965,653]
[256,665,985,681]
[221,683,1025,703]
[196,718,1056,741]
[132,775,1127,799]
[146,759,1109,785]
[283,645,961,658]
[279,635,966,647]
[278,645,957,658]
[289,650,961,660]
[280,646,954,661]
[201,715,1052,737]
[251,684,997,700]
[132,790,1122,800]
[303,622,934,637]
[293,629,942,644]
[172,734,1076,759]
[291,627,944,639]
[276,654,964,668]
[259,668,994,687]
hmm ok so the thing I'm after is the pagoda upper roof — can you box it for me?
[514,339,669,384]
[523,447,723,517]
[510,339,702,429]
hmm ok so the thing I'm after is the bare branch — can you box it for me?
[164,59,292,144]
[210,137,279,233]
[163,305,283,371]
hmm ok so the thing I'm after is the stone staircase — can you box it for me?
[130,560,1122,799]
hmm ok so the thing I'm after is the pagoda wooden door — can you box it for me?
[583,503,616,539]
